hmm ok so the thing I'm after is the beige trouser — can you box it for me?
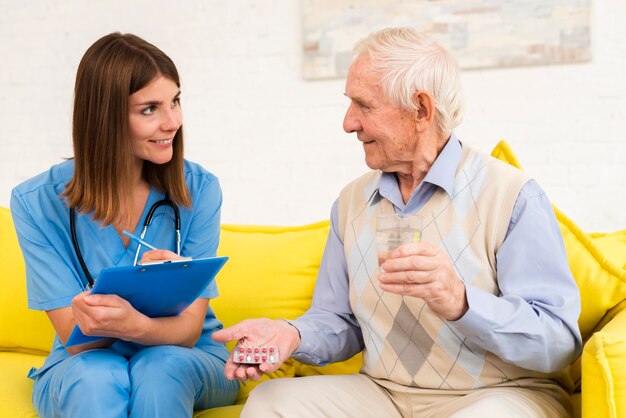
[241,374,571,418]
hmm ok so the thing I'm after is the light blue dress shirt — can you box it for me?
[292,136,583,374]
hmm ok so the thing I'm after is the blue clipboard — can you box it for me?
[65,256,228,347]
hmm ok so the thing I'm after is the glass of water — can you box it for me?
[376,213,422,267]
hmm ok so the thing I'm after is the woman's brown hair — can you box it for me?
[63,32,190,225]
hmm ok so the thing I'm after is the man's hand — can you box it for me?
[212,318,301,382]
[378,242,469,320]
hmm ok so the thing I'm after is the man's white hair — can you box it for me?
[354,27,464,135]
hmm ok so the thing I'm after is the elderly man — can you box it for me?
[213,27,582,417]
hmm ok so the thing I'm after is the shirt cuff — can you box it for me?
[288,318,324,365]
[448,284,498,338]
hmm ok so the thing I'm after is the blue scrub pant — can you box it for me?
[32,345,239,418]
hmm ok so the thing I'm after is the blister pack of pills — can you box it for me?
[232,342,279,364]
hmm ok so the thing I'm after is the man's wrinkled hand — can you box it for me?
[378,241,468,321]
[212,318,301,383]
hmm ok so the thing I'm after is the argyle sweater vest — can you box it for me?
[337,144,571,390]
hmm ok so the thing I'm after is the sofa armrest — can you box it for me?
[582,303,626,418]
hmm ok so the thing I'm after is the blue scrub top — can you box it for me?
[10,159,230,377]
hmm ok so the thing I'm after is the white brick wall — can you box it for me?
[1,0,625,231]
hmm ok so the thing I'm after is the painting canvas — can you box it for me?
[302,0,592,80]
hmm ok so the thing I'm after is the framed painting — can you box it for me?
[302,0,592,79]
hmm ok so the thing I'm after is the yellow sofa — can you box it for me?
[1,141,626,418]
[0,210,361,418]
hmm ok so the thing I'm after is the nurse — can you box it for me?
[10,32,239,417]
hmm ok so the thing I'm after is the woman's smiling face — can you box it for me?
[128,76,182,167]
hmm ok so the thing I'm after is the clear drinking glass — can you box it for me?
[376,213,422,267]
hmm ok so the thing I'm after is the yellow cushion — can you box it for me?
[589,230,626,271]
[0,207,55,353]
[214,221,330,335]
[581,306,626,418]
[194,404,243,418]
[0,352,45,417]
[213,221,330,402]
[490,141,626,340]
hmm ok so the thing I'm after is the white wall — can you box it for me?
[1,0,624,231]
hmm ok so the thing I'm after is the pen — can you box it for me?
[122,230,159,251]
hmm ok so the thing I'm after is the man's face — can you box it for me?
[343,54,419,174]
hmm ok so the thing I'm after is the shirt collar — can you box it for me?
[365,133,462,206]
[420,133,461,198]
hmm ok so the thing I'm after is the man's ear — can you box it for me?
[412,90,436,132]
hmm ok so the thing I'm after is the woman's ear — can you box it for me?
[412,90,436,132]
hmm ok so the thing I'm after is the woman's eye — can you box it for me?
[142,105,157,115]
[172,97,181,107]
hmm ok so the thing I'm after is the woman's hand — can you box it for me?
[71,291,149,341]
[68,247,181,341]
[140,249,183,263]
[59,249,206,354]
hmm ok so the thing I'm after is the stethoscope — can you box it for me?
[70,197,181,289]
